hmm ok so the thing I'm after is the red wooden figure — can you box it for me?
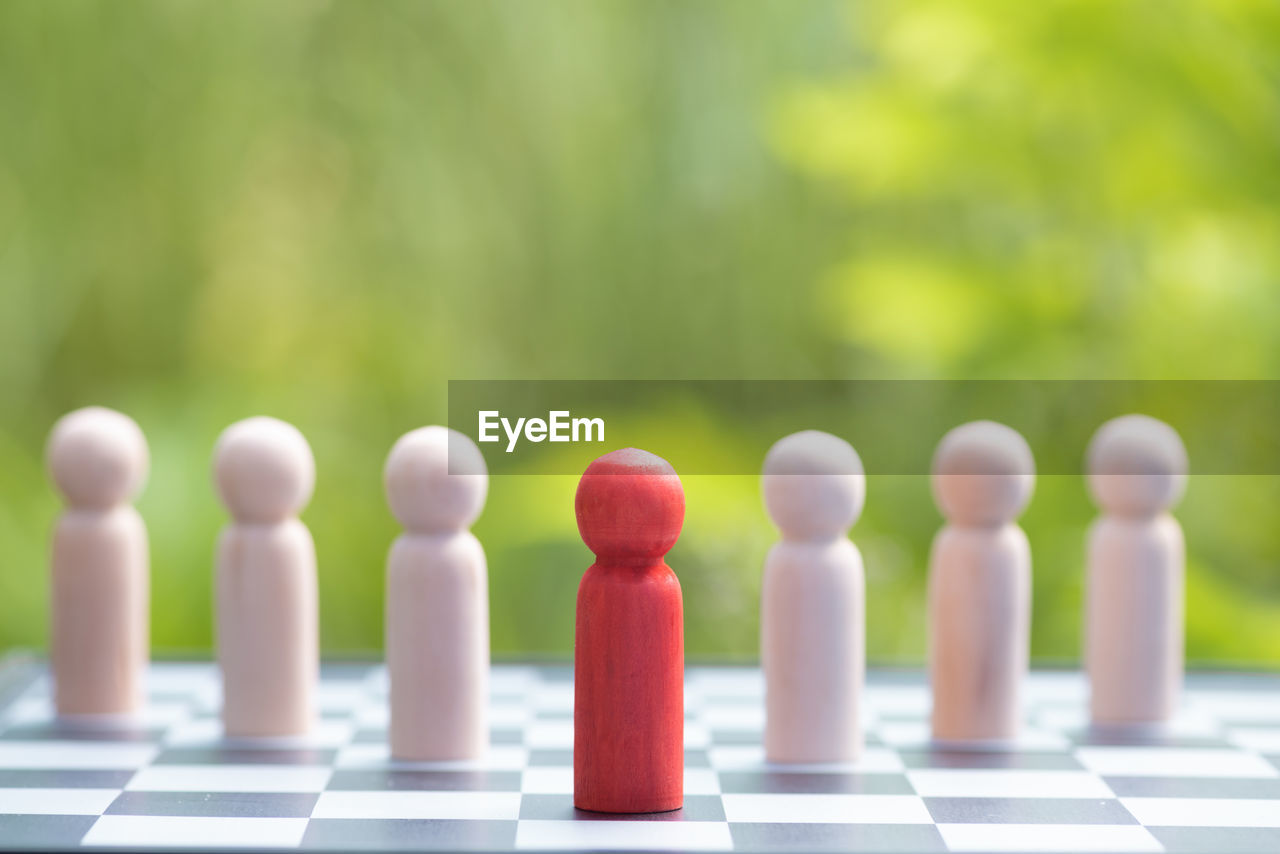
[574,448,685,814]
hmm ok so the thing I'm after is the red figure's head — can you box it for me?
[575,448,685,564]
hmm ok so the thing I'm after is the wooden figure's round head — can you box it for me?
[932,420,1034,526]
[47,406,149,509]
[214,416,315,523]
[762,430,865,540]
[384,425,488,533]
[575,448,685,563]
[1087,414,1187,518]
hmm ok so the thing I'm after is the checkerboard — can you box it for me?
[0,659,1276,853]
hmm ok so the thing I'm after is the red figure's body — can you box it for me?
[574,448,685,814]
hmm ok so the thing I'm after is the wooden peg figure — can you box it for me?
[384,426,490,761]
[47,407,150,718]
[761,430,866,763]
[213,417,318,738]
[929,421,1034,743]
[1085,415,1187,727]
[574,448,685,814]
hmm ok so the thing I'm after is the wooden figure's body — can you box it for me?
[760,430,866,763]
[1085,415,1188,727]
[52,508,149,716]
[574,448,685,814]
[576,560,683,811]
[384,426,490,761]
[216,520,317,737]
[387,534,489,759]
[213,416,318,738]
[1086,516,1184,723]
[927,421,1035,744]
[929,524,1030,741]
[47,407,150,718]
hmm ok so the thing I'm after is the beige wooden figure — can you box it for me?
[384,426,490,761]
[47,407,150,718]
[928,421,1034,743]
[1085,415,1187,727]
[213,417,317,738]
[761,430,866,763]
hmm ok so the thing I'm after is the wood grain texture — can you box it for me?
[928,421,1034,743]
[574,448,685,814]
[929,525,1031,741]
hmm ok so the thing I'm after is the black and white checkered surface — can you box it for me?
[0,660,1276,853]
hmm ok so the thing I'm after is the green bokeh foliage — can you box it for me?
[1,1,1276,664]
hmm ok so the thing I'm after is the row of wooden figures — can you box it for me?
[46,407,1186,814]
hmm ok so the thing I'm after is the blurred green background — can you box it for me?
[1,0,1277,665]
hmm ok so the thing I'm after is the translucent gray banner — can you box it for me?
[445,380,1279,475]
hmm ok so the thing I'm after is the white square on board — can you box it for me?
[1121,797,1280,828]
[0,742,158,770]
[525,721,574,749]
[937,823,1162,853]
[720,793,931,824]
[311,790,521,821]
[335,743,528,771]
[162,718,353,749]
[0,788,120,815]
[521,767,573,794]
[1225,727,1280,752]
[1074,747,1279,778]
[83,815,307,848]
[515,819,733,851]
[125,764,332,793]
[906,769,1114,799]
